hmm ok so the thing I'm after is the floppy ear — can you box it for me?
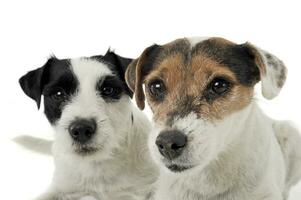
[244,43,287,99]
[103,50,134,97]
[125,44,161,110]
[19,58,53,109]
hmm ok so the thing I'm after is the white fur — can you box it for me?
[256,48,287,99]
[20,58,158,200]
[274,121,301,199]
[149,102,301,200]
[186,36,210,48]
[80,196,98,200]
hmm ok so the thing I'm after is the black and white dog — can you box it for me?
[18,51,158,200]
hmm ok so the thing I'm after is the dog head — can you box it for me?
[126,37,287,173]
[20,51,133,160]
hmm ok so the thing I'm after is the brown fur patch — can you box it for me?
[244,42,267,75]
[126,37,278,125]
[125,45,162,109]
[145,51,254,125]
[207,37,235,46]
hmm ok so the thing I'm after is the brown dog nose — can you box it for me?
[155,130,187,160]
[68,119,96,144]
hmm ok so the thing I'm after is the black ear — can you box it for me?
[104,50,134,97]
[104,50,133,73]
[19,58,53,109]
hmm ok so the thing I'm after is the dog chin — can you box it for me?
[160,158,195,173]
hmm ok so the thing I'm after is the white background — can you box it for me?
[0,0,300,199]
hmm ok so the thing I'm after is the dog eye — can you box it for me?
[101,86,116,96]
[210,78,230,95]
[51,88,67,101]
[148,80,166,100]
[99,83,122,99]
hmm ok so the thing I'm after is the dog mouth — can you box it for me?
[165,164,194,173]
[73,143,99,156]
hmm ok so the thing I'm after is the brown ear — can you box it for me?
[244,43,287,99]
[125,44,161,110]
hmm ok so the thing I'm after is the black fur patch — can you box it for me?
[96,75,125,102]
[160,39,191,64]
[91,50,133,98]
[139,44,163,79]
[20,52,134,125]
[42,59,78,124]
[192,40,260,86]
[19,58,53,109]
[149,40,191,69]
[19,57,78,124]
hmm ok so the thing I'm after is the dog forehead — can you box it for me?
[150,37,260,86]
[156,37,234,59]
[147,38,237,80]
[70,58,113,83]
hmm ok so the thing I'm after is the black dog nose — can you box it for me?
[155,130,187,160]
[68,119,96,144]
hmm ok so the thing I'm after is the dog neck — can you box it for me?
[97,105,158,196]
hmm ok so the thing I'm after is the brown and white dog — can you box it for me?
[126,37,301,200]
